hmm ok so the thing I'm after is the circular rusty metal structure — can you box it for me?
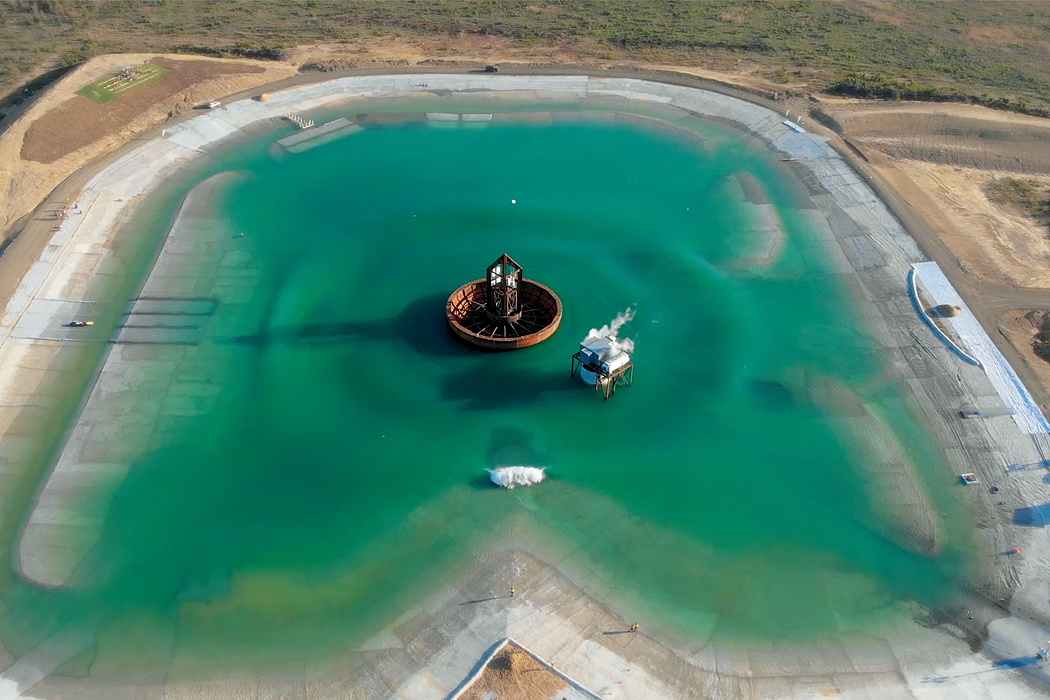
[446,278,563,350]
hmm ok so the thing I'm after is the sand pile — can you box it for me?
[460,644,572,700]
[933,304,961,317]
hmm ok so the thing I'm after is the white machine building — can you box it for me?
[571,336,634,400]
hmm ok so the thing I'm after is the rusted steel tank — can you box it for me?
[446,254,562,350]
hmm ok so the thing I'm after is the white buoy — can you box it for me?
[511,199,517,204]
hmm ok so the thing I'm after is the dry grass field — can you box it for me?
[1,1,1049,114]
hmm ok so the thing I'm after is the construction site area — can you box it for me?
[1,47,1050,699]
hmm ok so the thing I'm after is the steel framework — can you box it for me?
[570,352,634,400]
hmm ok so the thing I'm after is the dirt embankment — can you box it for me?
[0,53,295,242]
[21,58,265,164]
[816,98,1050,290]
[822,99,1050,175]
[816,95,1050,416]
[890,161,1050,288]
[1000,311,1050,398]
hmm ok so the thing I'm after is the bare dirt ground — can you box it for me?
[814,96,1050,414]
[816,98,1050,291]
[1001,310,1050,399]
[886,161,1050,288]
[823,97,1050,174]
[21,57,265,163]
[0,53,295,240]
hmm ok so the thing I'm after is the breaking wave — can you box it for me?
[488,466,546,489]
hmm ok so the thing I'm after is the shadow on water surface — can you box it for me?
[486,427,548,468]
[749,379,796,411]
[440,363,578,410]
[466,473,495,490]
[231,292,471,358]
[233,291,579,410]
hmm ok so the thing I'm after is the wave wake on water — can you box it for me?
[488,466,546,489]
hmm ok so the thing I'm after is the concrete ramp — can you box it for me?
[276,117,362,152]
[116,297,217,344]
[10,299,114,342]
[17,176,241,588]
[0,629,90,700]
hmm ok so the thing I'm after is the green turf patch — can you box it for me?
[76,63,169,105]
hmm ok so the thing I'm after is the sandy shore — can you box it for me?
[1,72,1050,698]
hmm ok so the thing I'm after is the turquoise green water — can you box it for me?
[2,114,976,672]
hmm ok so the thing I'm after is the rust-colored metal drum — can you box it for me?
[446,278,563,350]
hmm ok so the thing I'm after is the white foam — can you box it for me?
[488,466,546,489]
[583,308,636,356]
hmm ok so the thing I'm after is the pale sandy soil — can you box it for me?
[886,161,1050,288]
[816,98,1050,281]
[821,100,1050,175]
[821,95,1050,128]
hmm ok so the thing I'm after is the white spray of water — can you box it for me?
[583,307,636,357]
[488,466,546,489]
